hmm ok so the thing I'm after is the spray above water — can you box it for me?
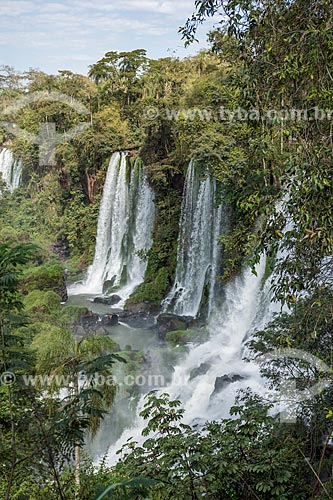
[166,257,273,423]
[69,152,155,302]
[105,257,279,465]
[0,148,22,193]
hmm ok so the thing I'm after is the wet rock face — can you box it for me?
[57,275,68,302]
[125,301,151,315]
[156,313,189,338]
[101,314,119,326]
[93,295,122,305]
[102,277,117,295]
[189,362,211,381]
[52,234,70,259]
[115,301,158,328]
[71,310,119,338]
[211,373,245,398]
[117,311,156,329]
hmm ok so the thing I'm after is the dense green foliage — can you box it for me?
[0,50,232,285]
[0,0,332,497]
[113,392,307,499]
[0,242,125,499]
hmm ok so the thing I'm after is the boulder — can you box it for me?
[102,277,117,294]
[73,323,108,338]
[101,314,119,326]
[165,329,208,345]
[187,317,206,329]
[95,326,108,336]
[189,362,211,381]
[79,310,100,330]
[73,325,86,338]
[125,301,151,314]
[75,310,118,332]
[211,373,244,398]
[93,294,122,305]
[156,313,188,338]
[117,310,156,329]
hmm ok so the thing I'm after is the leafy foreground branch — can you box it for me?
[0,241,127,500]
[112,391,308,499]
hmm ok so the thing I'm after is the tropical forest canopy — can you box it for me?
[0,0,332,498]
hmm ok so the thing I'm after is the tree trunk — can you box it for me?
[75,445,81,493]
[85,170,96,202]
[74,374,81,497]
[5,386,16,500]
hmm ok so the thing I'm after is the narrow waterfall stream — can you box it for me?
[0,148,22,193]
[163,161,224,318]
[69,152,155,302]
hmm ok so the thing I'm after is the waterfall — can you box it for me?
[163,161,224,318]
[105,256,278,464]
[70,152,155,300]
[166,257,274,422]
[0,148,22,193]
[100,192,293,464]
[208,204,223,316]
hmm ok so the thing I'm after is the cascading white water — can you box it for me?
[0,148,22,193]
[105,256,279,465]
[166,257,276,423]
[163,161,224,317]
[208,204,223,316]
[85,152,129,293]
[69,152,155,301]
[121,160,156,297]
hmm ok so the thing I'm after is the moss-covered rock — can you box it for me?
[60,305,90,326]
[21,262,68,301]
[128,267,170,307]
[127,160,184,308]
[156,313,188,338]
[24,290,61,315]
[165,329,209,345]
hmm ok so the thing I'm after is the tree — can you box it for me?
[181,0,333,300]
[89,49,147,107]
[248,288,333,493]
[114,391,306,499]
[0,242,124,499]
[31,326,125,493]
[0,241,35,500]
[0,65,22,90]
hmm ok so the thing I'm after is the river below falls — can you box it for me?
[65,293,184,460]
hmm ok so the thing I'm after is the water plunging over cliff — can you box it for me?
[100,195,289,464]
[70,152,155,301]
[105,256,279,464]
[0,148,22,193]
[166,257,277,423]
[163,161,224,317]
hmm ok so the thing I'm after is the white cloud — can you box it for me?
[0,0,212,73]
[38,2,71,13]
[116,0,194,15]
[68,0,194,17]
[0,1,35,16]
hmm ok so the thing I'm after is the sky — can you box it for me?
[0,0,220,75]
